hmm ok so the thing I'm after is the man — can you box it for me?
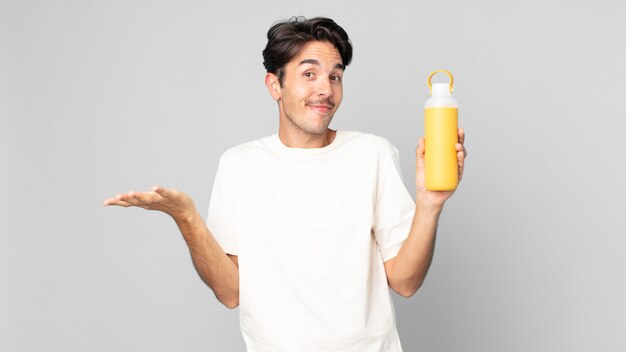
[104,16,466,351]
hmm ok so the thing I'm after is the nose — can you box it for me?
[316,77,333,98]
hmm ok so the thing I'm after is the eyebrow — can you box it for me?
[299,59,345,71]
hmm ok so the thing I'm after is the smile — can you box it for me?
[307,104,333,113]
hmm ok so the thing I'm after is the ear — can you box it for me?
[265,73,281,100]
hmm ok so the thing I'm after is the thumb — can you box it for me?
[416,137,425,169]
[152,185,171,197]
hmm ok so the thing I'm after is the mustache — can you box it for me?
[305,98,336,108]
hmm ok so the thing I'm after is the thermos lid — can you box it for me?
[428,70,454,95]
[425,70,458,108]
[432,83,452,97]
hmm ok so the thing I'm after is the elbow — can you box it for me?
[223,300,239,309]
[220,296,239,309]
[216,290,239,309]
[393,281,423,298]
[396,287,417,298]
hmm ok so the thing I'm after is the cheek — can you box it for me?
[333,86,343,102]
[290,85,312,104]
[298,81,314,94]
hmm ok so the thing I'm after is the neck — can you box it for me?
[278,124,337,149]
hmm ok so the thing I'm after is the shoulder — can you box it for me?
[218,135,275,164]
[344,131,399,157]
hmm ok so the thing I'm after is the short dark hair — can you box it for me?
[262,16,353,86]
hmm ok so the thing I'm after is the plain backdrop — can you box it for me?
[2,0,625,351]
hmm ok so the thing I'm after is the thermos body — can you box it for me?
[425,106,458,190]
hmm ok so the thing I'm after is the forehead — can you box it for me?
[291,41,342,66]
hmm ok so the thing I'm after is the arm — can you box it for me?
[103,186,240,308]
[384,128,467,298]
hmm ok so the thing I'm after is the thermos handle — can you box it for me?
[427,70,454,94]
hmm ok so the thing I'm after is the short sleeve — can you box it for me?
[373,144,416,262]
[206,155,238,255]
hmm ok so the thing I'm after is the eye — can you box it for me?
[330,75,342,82]
[304,71,315,78]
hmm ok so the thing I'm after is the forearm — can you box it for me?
[173,210,239,308]
[387,202,442,297]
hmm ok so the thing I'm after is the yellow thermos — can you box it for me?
[424,70,458,191]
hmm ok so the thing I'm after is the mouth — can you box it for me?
[307,104,334,114]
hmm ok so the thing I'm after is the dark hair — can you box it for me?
[262,16,353,86]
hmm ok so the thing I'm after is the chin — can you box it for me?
[302,126,328,135]
[285,111,333,135]
[309,117,334,133]
[306,120,333,135]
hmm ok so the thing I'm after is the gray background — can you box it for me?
[2,0,625,351]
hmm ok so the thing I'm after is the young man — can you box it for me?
[104,16,466,351]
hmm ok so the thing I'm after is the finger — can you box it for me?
[458,150,465,181]
[116,200,132,207]
[456,143,468,158]
[114,193,133,204]
[416,137,425,156]
[458,127,465,145]
[103,198,132,207]
[127,190,155,204]
[114,192,148,206]
[415,137,426,171]
[103,190,156,207]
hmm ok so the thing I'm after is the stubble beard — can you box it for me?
[285,111,333,135]
[284,97,338,136]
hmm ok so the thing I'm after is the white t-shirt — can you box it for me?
[206,131,416,352]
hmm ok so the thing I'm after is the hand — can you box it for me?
[103,186,196,221]
[415,128,467,208]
